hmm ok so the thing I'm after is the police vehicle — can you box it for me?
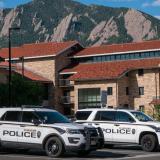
[75,108,160,152]
[0,107,104,157]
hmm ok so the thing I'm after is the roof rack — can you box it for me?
[21,105,53,109]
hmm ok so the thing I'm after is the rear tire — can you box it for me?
[45,137,64,158]
[140,134,157,152]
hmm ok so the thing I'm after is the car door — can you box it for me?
[112,111,137,143]
[18,111,45,144]
[92,111,116,142]
[0,111,22,143]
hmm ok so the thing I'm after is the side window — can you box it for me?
[22,112,39,123]
[1,111,21,122]
[116,111,135,122]
[76,111,92,120]
[95,111,116,121]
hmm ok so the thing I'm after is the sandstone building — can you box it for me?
[0,40,160,116]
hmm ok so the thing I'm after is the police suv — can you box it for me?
[0,107,104,157]
[76,108,160,152]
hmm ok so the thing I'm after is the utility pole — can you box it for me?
[8,27,20,107]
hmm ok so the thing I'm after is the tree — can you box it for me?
[0,74,44,107]
[154,105,160,121]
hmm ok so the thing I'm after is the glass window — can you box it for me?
[116,54,121,60]
[126,87,129,95]
[1,111,22,122]
[116,111,135,122]
[139,87,144,95]
[95,111,116,121]
[107,87,113,95]
[36,111,70,124]
[138,69,144,76]
[131,111,153,122]
[22,111,39,123]
[102,56,106,62]
[110,55,115,60]
[76,111,92,120]
[97,56,102,62]
[78,88,101,109]
[108,106,113,108]
[155,51,160,57]
[121,54,126,60]
[139,105,145,112]
[135,53,140,59]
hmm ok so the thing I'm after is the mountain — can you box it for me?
[0,0,160,48]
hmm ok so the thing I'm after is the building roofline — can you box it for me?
[71,66,160,82]
[73,48,160,58]
[2,41,81,60]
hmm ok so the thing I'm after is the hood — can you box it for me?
[51,123,94,130]
[138,121,160,128]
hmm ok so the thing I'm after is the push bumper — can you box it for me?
[65,127,104,152]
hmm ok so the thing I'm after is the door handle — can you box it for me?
[114,124,120,127]
[20,125,26,127]
[94,123,100,126]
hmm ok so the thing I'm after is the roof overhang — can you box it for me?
[73,48,160,58]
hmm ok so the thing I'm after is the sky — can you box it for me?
[0,0,159,19]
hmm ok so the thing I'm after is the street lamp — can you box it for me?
[8,27,20,107]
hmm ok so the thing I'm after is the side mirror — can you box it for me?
[129,117,135,123]
[32,119,41,126]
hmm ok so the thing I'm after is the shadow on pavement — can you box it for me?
[0,149,129,159]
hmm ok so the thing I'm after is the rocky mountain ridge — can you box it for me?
[0,0,160,48]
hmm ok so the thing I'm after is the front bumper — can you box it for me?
[65,127,104,152]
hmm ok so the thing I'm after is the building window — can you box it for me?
[125,73,129,77]
[138,69,144,76]
[78,88,101,109]
[126,87,129,95]
[139,105,145,112]
[108,106,113,108]
[123,104,129,109]
[107,87,113,95]
[139,87,144,95]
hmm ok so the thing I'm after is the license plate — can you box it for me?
[91,140,97,145]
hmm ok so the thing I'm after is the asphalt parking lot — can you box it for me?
[1,145,160,160]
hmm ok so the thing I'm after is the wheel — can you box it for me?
[104,144,114,148]
[77,150,91,157]
[45,137,64,158]
[140,134,158,152]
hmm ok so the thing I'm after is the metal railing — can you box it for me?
[59,79,74,87]
[61,96,74,104]
[153,96,160,100]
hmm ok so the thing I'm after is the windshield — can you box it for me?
[36,111,71,124]
[131,111,153,122]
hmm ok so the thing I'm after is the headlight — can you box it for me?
[67,129,81,134]
[156,127,160,132]
[149,125,160,132]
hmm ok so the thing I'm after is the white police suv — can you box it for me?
[0,107,104,157]
[75,108,160,152]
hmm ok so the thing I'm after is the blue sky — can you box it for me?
[0,0,160,19]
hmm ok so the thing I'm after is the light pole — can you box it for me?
[8,27,20,107]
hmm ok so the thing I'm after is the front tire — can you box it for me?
[141,134,157,152]
[45,137,64,158]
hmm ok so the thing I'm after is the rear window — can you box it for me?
[1,111,22,122]
[76,111,92,120]
[95,111,116,121]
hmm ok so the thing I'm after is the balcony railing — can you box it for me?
[153,96,160,100]
[61,96,74,104]
[59,79,74,87]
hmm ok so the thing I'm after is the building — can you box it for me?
[0,40,160,115]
